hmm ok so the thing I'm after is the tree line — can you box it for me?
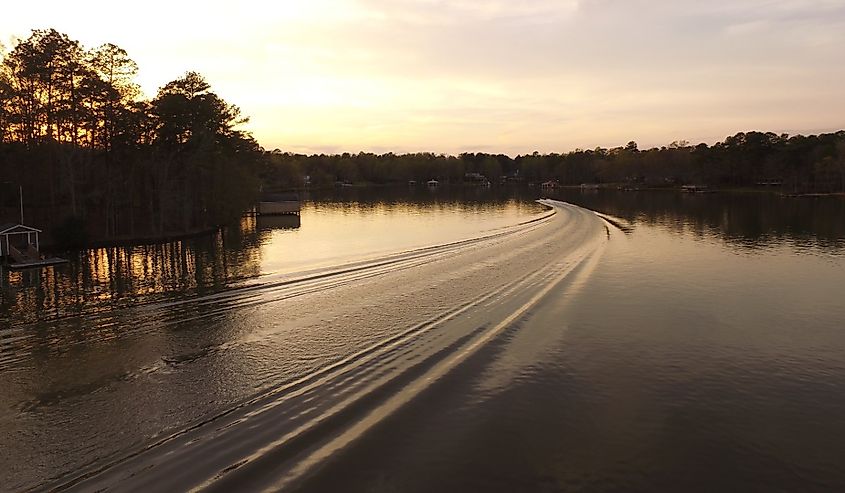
[262,132,845,193]
[3,29,844,249]
[0,29,261,246]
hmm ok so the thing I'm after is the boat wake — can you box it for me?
[4,201,612,492]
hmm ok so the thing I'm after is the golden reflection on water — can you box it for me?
[2,190,843,325]
[1,197,542,325]
[549,189,845,254]
[1,216,265,325]
[257,199,542,274]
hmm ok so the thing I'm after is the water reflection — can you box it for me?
[547,189,845,253]
[3,188,845,492]
[1,188,542,324]
[257,214,301,231]
[304,185,538,209]
[3,187,844,325]
[1,216,266,325]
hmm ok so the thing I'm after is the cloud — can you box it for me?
[3,0,844,154]
[355,0,581,25]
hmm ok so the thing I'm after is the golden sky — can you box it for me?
[3,0,844,155]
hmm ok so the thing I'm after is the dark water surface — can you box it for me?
[1,188,844,492]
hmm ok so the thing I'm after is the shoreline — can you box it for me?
[38,226,223,256]
[13,186,845,255]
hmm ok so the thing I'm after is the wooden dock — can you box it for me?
[6,257,69,270]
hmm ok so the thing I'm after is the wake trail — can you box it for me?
[1,210,556,367]
[48,201,610,493]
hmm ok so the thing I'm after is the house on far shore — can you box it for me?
[681,184,710,193]
[427,179,440,188]
[501,170,522,184]
[541,180,559,189]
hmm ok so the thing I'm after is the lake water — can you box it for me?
[0,188,540,326]
[1,187,844,491]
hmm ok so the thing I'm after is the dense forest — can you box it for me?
[262,132,845,194]
[2,29,844,248]
[0,29,262,246]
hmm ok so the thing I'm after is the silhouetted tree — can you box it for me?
[0,30,261,245]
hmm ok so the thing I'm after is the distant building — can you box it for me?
[502,170,522,183]
[465,173,490,186]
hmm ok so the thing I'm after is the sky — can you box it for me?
[2,0,844,155]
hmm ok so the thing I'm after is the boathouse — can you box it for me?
[257,193,301,216]
[0,223,41,259]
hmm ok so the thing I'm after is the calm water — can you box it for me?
[0,188,540,325]
[1,188,844,491]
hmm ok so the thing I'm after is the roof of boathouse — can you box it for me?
[0,223,42,235]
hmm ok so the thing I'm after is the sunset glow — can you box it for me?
[3,0,844,154]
